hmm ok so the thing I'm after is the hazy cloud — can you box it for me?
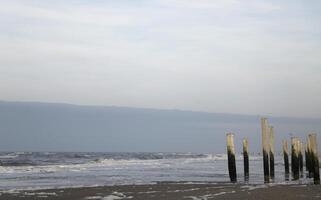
[1,0,321,117]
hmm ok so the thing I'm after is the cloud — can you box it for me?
[0,0,321,117]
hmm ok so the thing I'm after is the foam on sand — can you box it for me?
[102,192,132,200]
[240,185,268,190]
[185,190,236,199]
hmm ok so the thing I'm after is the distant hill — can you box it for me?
[0,101,320,153]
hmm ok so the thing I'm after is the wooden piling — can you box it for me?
[291,137,300,180]
[309,134,320,184]
[269,126,275,180]
[306,137,313,178]
[243,138,249,182]
[261,118,270,183]
[299,141,304,177]
[227,133,237,183]
[305,142,309,173]
[283,140,289,180]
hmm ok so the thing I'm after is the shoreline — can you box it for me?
[1,182,320,200]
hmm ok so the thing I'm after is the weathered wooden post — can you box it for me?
[261,118,270,183]
[296,139,301,179]
[309,134,320,184]
[243,138,249,182]
[291,137,300,180]
[269,126,275,180]
[305,142,309,173]
[306,137,313,178]
[283,140,290,180]
[227,133,237,183]
[299,141,304,177]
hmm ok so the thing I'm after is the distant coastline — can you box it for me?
[0,100,320,153]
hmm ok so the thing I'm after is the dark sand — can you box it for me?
[1,182,321,200]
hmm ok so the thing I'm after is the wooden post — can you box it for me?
[269,126,275,180]
[307,136,313,178]
[283,140,289,180]
[309,134,320,184]
[291,137,300,180]
[243,138,249,182]
[261,118,270,183]
[227,133,237,183]
[305,142,309,173]
[299,141,304,177]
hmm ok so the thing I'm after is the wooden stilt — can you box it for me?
[305,142,309,173]
[261,118,270,183]
[307,137,313,178]
[227,133,237,183]
[269,126,275,180]
[283,140,289,180]
[299,141,304,177]
[309,134,320,184]
[243,138,249,182]
[291,137,300,180]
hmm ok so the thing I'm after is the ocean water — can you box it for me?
[0,152,311,190]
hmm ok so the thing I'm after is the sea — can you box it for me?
[0,152,311,191]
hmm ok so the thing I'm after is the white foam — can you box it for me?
[185,196,203,200]
[241,185,267,190]
[182,154,262,163]
[138,191,158,194]
[167,188,200,193]
[102,192,132,200]
[0,155,18,159]
[36,192,57,196]
[1,189,20,194]
[102,195,123,200]
[185,189,236,200]
[85,196,103,199]
[23,192,36,196]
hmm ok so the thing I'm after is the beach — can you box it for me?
[1,182,320,200]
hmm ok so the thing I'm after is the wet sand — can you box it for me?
[1,182,321,200]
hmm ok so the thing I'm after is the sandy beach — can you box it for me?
[1,182,320,200]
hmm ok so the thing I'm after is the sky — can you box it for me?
[1,0,321,118]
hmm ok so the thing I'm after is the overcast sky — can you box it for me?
[1,0,321,118]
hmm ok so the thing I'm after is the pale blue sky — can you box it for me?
[1,0,321,117]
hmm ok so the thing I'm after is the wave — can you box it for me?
[0,152,209,166]
[0,153,265,175]
[0,152,266,167]
[0,155,19,159]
